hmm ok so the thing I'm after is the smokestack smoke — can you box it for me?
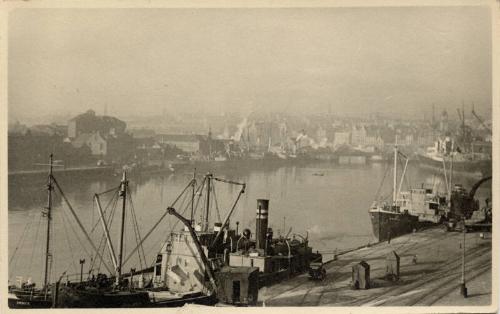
[233,117,248,142]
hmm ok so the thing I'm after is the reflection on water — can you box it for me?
[8,161,491,285]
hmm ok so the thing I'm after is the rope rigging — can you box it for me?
[211,181,223,223]
[192,176,207,223]
[11,168,248,287]
[374,161,391,201]
[398,155,412,191]
[127,192,147,271]
[59,204,93,265]
[122,178,196,267]
[27,211,44,278]
[90,186,120,234]
[52,175,114,274]
[144,190,194,270]
[59,207,79,279]
[9,211,37,266]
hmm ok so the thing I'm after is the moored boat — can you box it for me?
[369,142,449,242]
[369,204,419,242]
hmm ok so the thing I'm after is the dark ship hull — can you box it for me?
[8,290,52,309]
[54,279,217,308]
[149,292,217,307]
[369,209,419,242]
[57,285,151,308]
[416,153,491,177]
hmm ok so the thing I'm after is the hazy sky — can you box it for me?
[8,6,492,121]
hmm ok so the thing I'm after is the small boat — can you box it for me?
[8,287,52,308]
[9,155,57,308]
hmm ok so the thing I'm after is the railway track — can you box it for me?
[355,244,491,306]
[305,229,459,306]
[262,228,491,307]
[408,261,491,306]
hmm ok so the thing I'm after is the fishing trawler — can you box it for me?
[56,171,154,307]
[8,155,216,308]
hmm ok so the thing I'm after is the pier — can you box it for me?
[260,226,492,306]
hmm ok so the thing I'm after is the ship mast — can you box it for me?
[116,171,128,285]
[191,169,196,225]
[43,154,54,296]
[204,173,212,231]
[448,143,454,201]
[393,136,398,204]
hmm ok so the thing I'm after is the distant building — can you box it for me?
[364,126,384,148]
[351,125,384,148]
[155,134,201,153]
[415,130,435,147]
[29,123,67,137]
[68,109,126,139]
[130,128,156,139]
[333,131,351,148]
[8,133,95,171]
[351,125,365,146]
[72,132,107,156]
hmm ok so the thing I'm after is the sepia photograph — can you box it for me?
[1,1,497,312]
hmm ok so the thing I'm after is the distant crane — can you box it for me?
[471,104,491,133]
[456,103,468,151]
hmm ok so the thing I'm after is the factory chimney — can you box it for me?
[256,199,269,251]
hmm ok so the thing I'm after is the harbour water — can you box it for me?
[8,161,491,286]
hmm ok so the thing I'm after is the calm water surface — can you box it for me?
[8,161,491,285]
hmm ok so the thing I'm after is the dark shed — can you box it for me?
[216,266,259,306]
[351,261,370,289]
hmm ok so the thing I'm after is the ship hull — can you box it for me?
[56,284,216,308]
[416,153,491,177]
[57,286,151,308]
[369,210,419,242]
[8,291,52,309]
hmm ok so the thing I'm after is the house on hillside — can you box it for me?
[333,131,351,148]
[364,126,384,148]
[351,125,384,148]
[68,109,126,139]
[71,132,107,156]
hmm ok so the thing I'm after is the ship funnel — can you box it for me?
[214,222,222,232]
[256,199,269,250]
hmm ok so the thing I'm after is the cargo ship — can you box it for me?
[369,205,419,243]
[416,138,491,177]
[369,144,449,242]
[416,105,492,178]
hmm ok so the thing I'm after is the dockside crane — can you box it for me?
[471,104,491,133]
